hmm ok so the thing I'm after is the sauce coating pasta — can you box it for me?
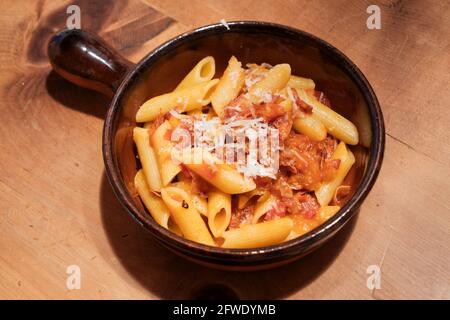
[133,56,358,248]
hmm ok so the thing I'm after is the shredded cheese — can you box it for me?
[220,19,230,30]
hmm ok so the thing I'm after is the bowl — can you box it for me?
[48,21,385,270]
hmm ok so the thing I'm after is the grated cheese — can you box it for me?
[220,19,230,30]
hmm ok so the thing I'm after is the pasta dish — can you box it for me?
[132,56,358,248]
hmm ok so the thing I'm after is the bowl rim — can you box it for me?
[103,20,385,260]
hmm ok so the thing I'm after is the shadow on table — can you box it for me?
[100,172,358,299]
[45,71,110,119]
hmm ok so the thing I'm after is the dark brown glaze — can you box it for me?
[48,29,132,97]
[48,22,385,269]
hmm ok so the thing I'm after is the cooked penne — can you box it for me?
[288,75,315,90]
[207,190,232,237]
[249,63,291,102]
[252,194,277,224]
[171,180,208,217]
[134,170,182,235]
[296,89,359,145]
[174,148,256,194]
[293,114,327,141]
[221,217,293,248]
[133,127,162,192]
[288,215,320,239]
[315,142,355,206]
[136,79,219,122]
[174,56,216,91]
[210,56,245,118]
[161,187,215,246]
[132,57,359,247]
[151,120,181,186]
[284,88,326,141]
[167,112,188,128]
[279,96,293,113]
[237,188,265,209]
[317,205,341,223]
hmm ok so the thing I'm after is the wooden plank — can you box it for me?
[0,0,448,299]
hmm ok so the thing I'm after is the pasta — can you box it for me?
[288,75,315,90]
[151,120,181,186]
[248,63,291,103]
[173,148,256,194]
[174,56,215,91]
[317,205,341,223]
[252,194,278,224]
[315,141,355,206]
[133,127,162,192]
[295,89,359,145]
[133,56,359,248]
[221,217,293,249]
[293,114,327,141]
[161,187,214,246]
[210,56,245,117]
[171,180,208,216]
[136,79,219,122]
[134,170,182,235]
[207,190,232,237]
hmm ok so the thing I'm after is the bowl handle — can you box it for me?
[48,29,133,97]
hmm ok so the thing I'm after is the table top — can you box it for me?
[1,0,449,299]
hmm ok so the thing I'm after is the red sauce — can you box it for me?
[280,133,338,191]
[263,201,287,221]
[255,102,286,122]
[229,204,255,229]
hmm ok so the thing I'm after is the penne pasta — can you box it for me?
[174,148,256,194]
[151,120,181,186]
[279,96,293,113]
[293,114,327,141]
[296,89,359,145]
[237,188,265,209]
[317,205,341,223]
[132,56,359,247]
[288,215,320,239]
[167,112,188,128]
[249,63,291,102]
[210,56,245,118]
[252,194,277,224]
[285,88,326,141]
[171,180,208,217]
[315,142,355,206]
[161,187,215,246]
[288,75,315,90]
[221,217,293,248]
[134,170,182,235]
[133,127,162,192]
[207,190,232,237]
[174,56,216,91]
[136,79,219,122]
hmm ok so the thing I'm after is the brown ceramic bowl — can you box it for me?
[48,21,384,270]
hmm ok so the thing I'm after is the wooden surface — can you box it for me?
[0,0,449,299]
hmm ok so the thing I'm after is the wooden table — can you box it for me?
[1,0,449,299]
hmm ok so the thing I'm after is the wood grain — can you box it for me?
[0,0,449,299]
